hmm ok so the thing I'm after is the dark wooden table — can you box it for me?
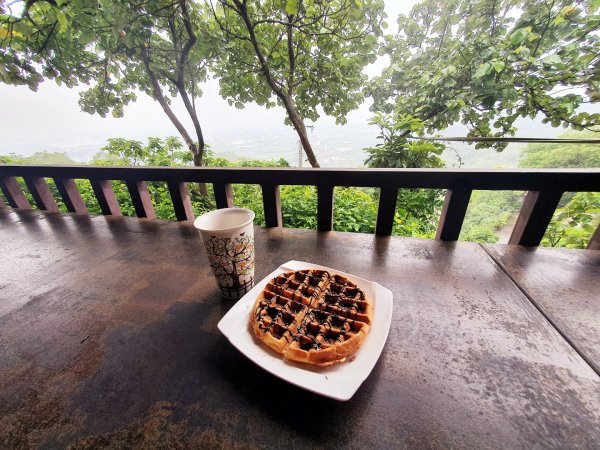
[1,209,599,449]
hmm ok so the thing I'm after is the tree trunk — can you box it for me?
[282,97,320,168]
[235,2,320,168]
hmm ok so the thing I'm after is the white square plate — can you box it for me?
[217,260,393,401]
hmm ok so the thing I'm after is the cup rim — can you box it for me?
[193,207,255,233]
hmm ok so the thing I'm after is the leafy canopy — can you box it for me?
[369,0,600,149]
[2,0,213,115]
[210,0,386,125]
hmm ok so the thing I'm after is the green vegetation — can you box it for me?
[370,0,600,150]
[1,1,598,247]
[460,191,523,243]
[211,0,385,167]
[458,130,600,247]
[0,0,215,166]
[520,130,600,248]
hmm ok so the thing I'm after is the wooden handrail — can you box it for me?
[1,165,599,248]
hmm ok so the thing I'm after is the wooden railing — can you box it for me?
[0,164,599,249]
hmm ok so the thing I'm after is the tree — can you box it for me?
[519,129,600,167]
[364,112,446,236]
[518,129,600,248]
[369,0,600,150]
[0,0,215,169]
[209,0,385,167]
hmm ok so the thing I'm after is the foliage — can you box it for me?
[93,137,193,167]
[364,112,445,238]
[364,113,445,168]
[542,192,600,248]
[0,0,215,163]
[517,129,600,248]
[519,129,600,168]
[209,0,385,167]
[0,151,77,165]
[369,0,600,150]
[460,190,523,243]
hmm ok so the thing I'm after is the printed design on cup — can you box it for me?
[203,232,255,299]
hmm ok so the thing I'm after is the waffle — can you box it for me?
[250,269,373,366]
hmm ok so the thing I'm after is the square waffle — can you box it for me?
[250,269,373,366]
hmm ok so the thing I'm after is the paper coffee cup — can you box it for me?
[194,208,255,300]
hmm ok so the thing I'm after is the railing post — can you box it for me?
[261,184,282,227]
[167,181,194,222]
[375,187,399,236]
[435,188,472,241]
[90,179,122,216]
[317,184,334,232]
[213,182,234,209]
[25,177,59,212]
[587,223,600,250]
[0,176,31,209]
[125,180,156,219]
[54,178,88,214]
[509,190,563,247]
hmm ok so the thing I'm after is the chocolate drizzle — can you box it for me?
[254,269,369,355]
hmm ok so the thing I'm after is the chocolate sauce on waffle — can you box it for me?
[252,269,371,365]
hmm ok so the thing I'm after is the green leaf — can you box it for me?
[493,61,506,73]
[55,11,69,33]
[509,27,530,45]
[475,62,492,78]
[541,54,563,66]
[285,0,299,15]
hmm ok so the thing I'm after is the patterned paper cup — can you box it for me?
[194,208,255,300]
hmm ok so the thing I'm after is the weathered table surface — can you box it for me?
[482,243,600,376]
[1,209,599,449]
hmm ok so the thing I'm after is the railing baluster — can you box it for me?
[168,181,194,222]
[213,182,234,209]
[586,223,600,250]
[0,195,5,208]
[125,180,156,219]
[317,184,334,232]
[509,190,563,247]
[261,184,282,227]
[0,176,31,209]
[376,187,399,236]
[25,177,59,212]
[435,188,472,241]
[90,179,122,216]
[54,178,87,214]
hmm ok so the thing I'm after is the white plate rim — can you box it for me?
[217,260,393,401]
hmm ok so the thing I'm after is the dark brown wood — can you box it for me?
[125,180,156,219]
[588,223,600,250]
[1,209,599,448]
[317,184,334,231]
[213,182,234,209]
[90,179,122,216]
[0,176,31,209]
[436,188,473,241]
[24,176,59,212]
[261,184,282,227]
[167,181,194,222]
[0,195,5,208]
[483,244,600,375]
[0,165,598,192]
[375,187,398,236]
[509,190,563,247]
[54,178,88,214]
